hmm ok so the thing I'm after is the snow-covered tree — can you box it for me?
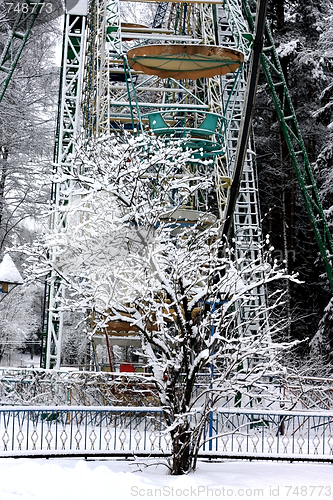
[0,282,43,364]
[0,11,60,365]
[0,12,60,251]
[254,0,333,356]
[24,133,298,474]
[304,4,333,358]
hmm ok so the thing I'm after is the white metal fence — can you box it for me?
[0,406,332,461]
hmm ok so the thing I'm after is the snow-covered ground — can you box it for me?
[0,458,332,499]
[0,351,39,369]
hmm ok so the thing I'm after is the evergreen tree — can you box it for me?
[254,0,333,358]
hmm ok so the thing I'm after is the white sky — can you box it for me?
[54,16,64,66]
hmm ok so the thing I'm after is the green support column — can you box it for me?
[243,0,333,291]
[0,0,46,102]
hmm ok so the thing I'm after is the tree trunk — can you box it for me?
[0,147,8,235]
[170,421,194,475]
[275,0,285,30]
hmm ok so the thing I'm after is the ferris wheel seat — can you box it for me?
[143,110,225,157]
[194,113,219,135]
[147,112,171,133]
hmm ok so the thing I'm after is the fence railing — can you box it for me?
[0,406,332,461]
[0,368,279,408]
[0,368,160,407]
[203,408,333,459]
[1,368,333,411]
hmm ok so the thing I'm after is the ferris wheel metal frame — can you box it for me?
[42,0,268,369]
[0,0,331,369]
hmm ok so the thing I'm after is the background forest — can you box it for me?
[0,0,332,372]
[255,0,333,372]
[0,10,60,364]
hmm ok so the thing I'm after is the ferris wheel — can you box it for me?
[41,0,267,369]
[1,0,331,369]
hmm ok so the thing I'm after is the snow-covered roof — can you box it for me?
[0,255,24,284]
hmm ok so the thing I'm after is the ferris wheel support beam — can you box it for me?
[243,0,333,291]
[222,0,268,239]
[44,0,88,369]
[0,0,46,103]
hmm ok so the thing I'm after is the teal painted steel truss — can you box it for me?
[243,0,333,290]
[0,0,46,102]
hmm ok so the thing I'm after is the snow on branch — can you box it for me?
[18,132,299,474]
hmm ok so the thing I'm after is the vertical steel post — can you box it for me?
[45,1,88,369]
